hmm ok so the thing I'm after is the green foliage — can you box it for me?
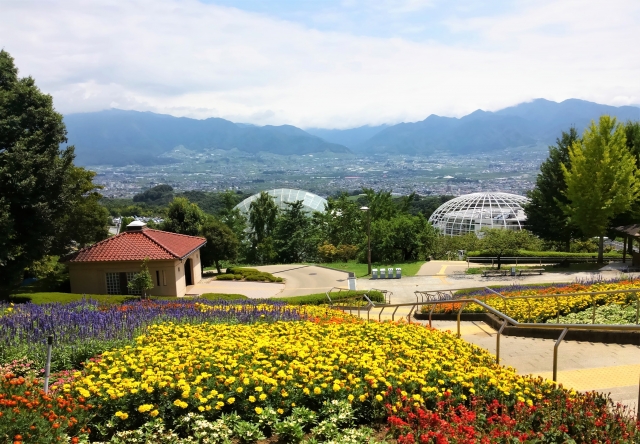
[562,116,640,261]
[314,193,364,248]
[367,214,437,262]
[133,184,174,205]
[127,259,154,298]
[162,197,206,236]
[247,192,279,264]
[319,261,424,278]
[274,201,315,263]
[429,232,481,260]
[556,303,638,325]
[0,50,105,296]
[467,249,621,258]
[222,267,283,282]
[479,229,539,269]
[273,290,384,305]
[200,218,239,273]
[407,195,455,220]
[525,128,582,250]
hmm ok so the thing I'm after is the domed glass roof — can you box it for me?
[234,189,327,215]
[428,192,529,236]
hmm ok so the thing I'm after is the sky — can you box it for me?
[1,0,639,128]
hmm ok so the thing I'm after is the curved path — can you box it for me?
[254,265,350,297]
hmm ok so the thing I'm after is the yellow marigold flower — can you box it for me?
[248,396,256,403]
[313,387,321,395]
[255,407,263,415]
[347,394,354,402]
[277,408,284,414]
[227,397,235,404]
[150,410,159,417]
[259,394,267,401]
[375,395,383,402]
[236,387,243,393]
[114,411,129,420]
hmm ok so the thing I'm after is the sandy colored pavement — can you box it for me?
[255,265,350,297]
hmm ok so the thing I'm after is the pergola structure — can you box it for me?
[614,224,640,265]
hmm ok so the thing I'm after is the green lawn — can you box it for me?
[7,292,249,305]
[271,290,384,305]
[314,261,425,278]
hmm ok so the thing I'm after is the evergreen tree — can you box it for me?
[0,50,104,296]
[562,116,640,263]
[524,128,581,251]
[274,201,311,263]
[248,192,278,264]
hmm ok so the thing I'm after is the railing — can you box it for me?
[336,287,640,383]
[468,256,625,267]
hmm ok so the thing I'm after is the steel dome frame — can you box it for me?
[234,188,328,215]
[428,192,530,236]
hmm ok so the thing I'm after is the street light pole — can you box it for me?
[361,206,372,275]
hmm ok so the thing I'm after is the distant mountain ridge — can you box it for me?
[64,109,350,166]
[64,99,640,166]
[354,99,640,154]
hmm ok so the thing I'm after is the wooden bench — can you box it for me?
[482,269,508,277]
[518,268,545,276]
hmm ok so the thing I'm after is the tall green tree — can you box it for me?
[524,128,582,251]
[362,188,397,221]
[0,50,88,296]
[54,167,110,252]
[162,197,205,236]
[317,193,363,247]
[247,192,278,264]
[200,218,239,273]
[562,116,640,263]
[274,201,311,263]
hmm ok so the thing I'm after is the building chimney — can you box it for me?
[126,220,147,231]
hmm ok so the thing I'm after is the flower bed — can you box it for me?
[0,299,306,372]
[425,278,640,323]
[2,300,639,442]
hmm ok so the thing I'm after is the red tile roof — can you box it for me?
[67,228,206,262]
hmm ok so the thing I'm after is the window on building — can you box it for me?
[162,270,167,286]
[106,272,120,295]
[156,270,160,286]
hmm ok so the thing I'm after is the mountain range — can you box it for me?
[64,99,640,166]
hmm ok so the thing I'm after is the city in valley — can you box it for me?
[94,146,546,199]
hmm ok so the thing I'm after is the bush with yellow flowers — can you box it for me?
[424,278,640,323]
[73,313,563,440]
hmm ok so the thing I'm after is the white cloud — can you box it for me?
[1,0,639,128]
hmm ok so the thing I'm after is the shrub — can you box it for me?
[216,274,236,281]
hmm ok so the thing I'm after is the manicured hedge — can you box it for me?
[273,290,385,305]
[467,250,622,258]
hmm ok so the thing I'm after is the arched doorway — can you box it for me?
[185,258,193,286]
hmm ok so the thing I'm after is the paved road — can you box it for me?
[426,320,640,413]
[255,264,350,297]
[358,269,636,304]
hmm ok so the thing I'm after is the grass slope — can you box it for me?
[315,261,425,278]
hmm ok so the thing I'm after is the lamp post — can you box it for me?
[360,206,372,275]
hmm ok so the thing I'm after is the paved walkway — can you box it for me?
[346,307,640,413]
[255,265,350,297]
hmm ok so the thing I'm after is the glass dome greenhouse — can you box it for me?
[234,188,328,215]
[428,192,529,236]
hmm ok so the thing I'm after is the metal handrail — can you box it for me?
[346,295,640,382]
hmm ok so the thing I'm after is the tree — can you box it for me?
[317,193,364,247]
[0,50,80,296]
[362,188,397,221]
[524,128,582,251]
[562,116,640,263]
[127,258,154,299]
[274,201,312,263]
[247,192,278,264]
[480,229,537,269]
[54,167,110,252]
[162,197,205,236]
[200,218,239,273]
